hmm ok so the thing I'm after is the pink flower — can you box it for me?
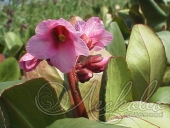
[75,17,113,51]
[19,53,41,72]
[26,18,89,73]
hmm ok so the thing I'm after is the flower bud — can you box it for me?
[76,68,93,83]
[19,53,41,72]
[84,55,110,73]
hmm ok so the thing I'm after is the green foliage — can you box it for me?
[0,57,20,82]
[157,31,170,65]
[109,102,170,128]
[99,57,132,121]
[106,22,126,57]
[126,24,167,101]
[46,117,127,128]
[0,78,66,128]
[149,86,170,104]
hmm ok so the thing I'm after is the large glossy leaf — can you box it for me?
[0,57,20,82]
[126,24,167,101]
[148,86,170,104]
[157,31,170,65]
[0,80,25,93]
[25,60,73,117]
[46,118,128,128]
[108,102,170,128]
[0,78,66,128]
[106,22,126,57]
[4,32,23,50]
[0,99,10,128]
[99,57,132,121]
[139,0,167,31]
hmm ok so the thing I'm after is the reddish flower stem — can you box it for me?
[67,69,89,118]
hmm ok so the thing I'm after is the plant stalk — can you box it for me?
[67,69,89,118]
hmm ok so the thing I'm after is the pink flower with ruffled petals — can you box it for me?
[26,18,89,73]
[19,53,41,72]
[75,17,113,51]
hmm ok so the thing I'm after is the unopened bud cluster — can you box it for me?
[76,55,110,83]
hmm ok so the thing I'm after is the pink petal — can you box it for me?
[74,37,89,56]
[75,20,86,33]
[99,30,113,46]
[35,19,58,36]
[50,38,77,73]
[93,43,105,51]
[84,17,104,37]
[57,18,80,35]
[19,53,41,72]
[26,35,58,59]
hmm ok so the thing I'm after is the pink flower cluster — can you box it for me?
[19,17,113,81]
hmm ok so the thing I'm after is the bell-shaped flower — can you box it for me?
[75,17,113,51]
[19,53,41,72]
[26,18,89,73]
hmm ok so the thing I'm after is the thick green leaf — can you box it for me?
[0,99,10,128]
[129,3,145,24]
[4,32,23,50]
[113,17,131,39]
[99,57,132,121]
[148,86,170,104]
[126,24,167,101]
[157,31,170,65]
[139,0,167,31]
[46,118,128,128]
[0,57,20,82]
[25,60,73,117]
[108,102,170,128]
[106,22,126,57]
[1,78,66,128]
[162,66,170,86]
[0,80,25,94]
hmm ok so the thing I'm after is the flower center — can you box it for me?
[58,34,66,43]
[52,25,69,43]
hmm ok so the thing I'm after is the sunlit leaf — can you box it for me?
[126,24,167,100]
[108,102,170,128]
[106,22,126,57]
[157,31,170,65]
[46,117,128,128]
[99,57,132,121]
[149,86,170,104]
